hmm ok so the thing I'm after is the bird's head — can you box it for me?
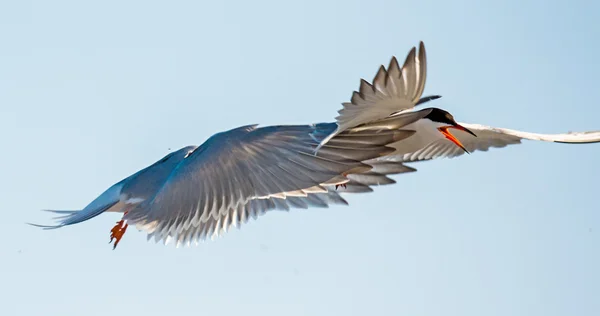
[424,108,477,153]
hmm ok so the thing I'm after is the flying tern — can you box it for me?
[30,42,600,249]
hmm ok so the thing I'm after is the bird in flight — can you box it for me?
[30,42,600,249]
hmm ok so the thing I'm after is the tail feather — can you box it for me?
[30,180,127,229]
[42,209,79,214]
[28,201,118,229]
[27,223,66,230]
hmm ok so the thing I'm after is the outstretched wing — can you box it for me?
[381,123,600,163]
[316,41,438,151]
[123,122,417,245]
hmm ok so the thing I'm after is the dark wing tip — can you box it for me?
[415,95,442,106]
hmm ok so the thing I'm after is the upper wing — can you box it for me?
[381,123,600,163]
[316,41,437,151]
[123,122,417,245]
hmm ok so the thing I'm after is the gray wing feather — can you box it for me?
[336,161,417,194]
[148,190,349,247]
[123,123,415,245]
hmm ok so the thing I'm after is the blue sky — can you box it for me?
[1,1,599,315]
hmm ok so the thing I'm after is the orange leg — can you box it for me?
[109,213,129,250]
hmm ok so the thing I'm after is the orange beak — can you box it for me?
[438,124,477,154]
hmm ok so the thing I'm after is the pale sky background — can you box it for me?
[1,1,599,315]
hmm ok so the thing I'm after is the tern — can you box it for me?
[30,42,600,249]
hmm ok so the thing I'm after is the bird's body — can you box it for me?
[31,42,600,249]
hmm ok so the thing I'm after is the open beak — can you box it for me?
[438,124,477,154]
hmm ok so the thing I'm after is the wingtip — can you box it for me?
[554,139,600,144]
[415,95,442,106]
[418,41,427,57]
[404,46,417,64]
[388,56,399,69]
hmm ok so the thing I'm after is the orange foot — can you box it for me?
[109,219,128,250]
[335,183,347,190]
